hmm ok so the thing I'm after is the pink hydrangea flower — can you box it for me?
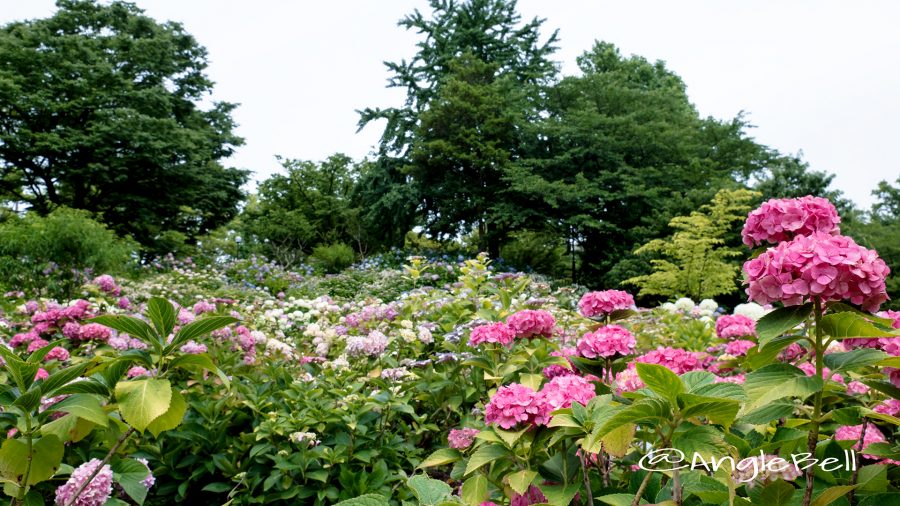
[743,232,890,312]
[511,485,547,506]
[576,325,636,359]
[539,374,596,411]
[179,340,207,354]
[741,196,841,247]
[578,290,635,318]
[877,310,900,329]
[874,399,900,416]
[44,346,70,362]
[9,330,38,348]
[778,342,806,362]
[714,374,746,384]
[635,347,704,375]
[484,383,551,429]
[35,368,49,381]
[126,366,151,378]
[615,365,645,394]
[117,297,131,310]
[506,310,555,338]
[835,423,895,462]
[135,458,155,489]
[469,322,516,347]
[27,338,50,353]
[716,314,757,340]
[77,323,110,341]
[797,362,844,384]
[92,274,120,295]
[543,347,577,378]
[846,381,869,395]
[448,427,480,449]
[54,458,113,506]
[62,322,82,340]
[724,339,755,357]
[193,301,216,315]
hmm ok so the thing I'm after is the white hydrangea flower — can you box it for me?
[674,298,696,312]
[734,302,767,321]
[699,299,719,312]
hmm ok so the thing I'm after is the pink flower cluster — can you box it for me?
[506,310,555,338]
[724,339,755,357]
[469,322,516,347]
[576,325,636,359]
[193,301,216,315]
[877,310,900,329]
[448,427,480,449]
[797,362,844,384]
[345,331,388,357]
[716,314,756,340]
[539,375,596,410]
[54,458,113,506]
[510,486,547,506]
[744,232,890,312]
[741,196,841,247]
[874,399,900,416]
[578,290,634,318]
[91,274,121,295]
[835,423,897,463]
[635,347,705,375]
[543,347,576,378]
[484,384,550,429]
[614,365,644,394]
[179,340,208,354]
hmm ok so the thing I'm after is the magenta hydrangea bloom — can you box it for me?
[510,485,547,506]
[635,347,704,375]
[78,323,111,341]
[468,322,516,347]
[539,374,596,411]
[448,427,480,449]
[179,340,208,354]
[576,325,636,359]
[126,366,152,378]
[716,314,757,340]
[44,346,70,362]
[874,399,900,416]
[91,274,120,295]
[27,338,50,353]
[54,458,113,506]
[741,196,841,247]
[614,365,645,394]
[484,383,550,429]
[846,381,869,395]
[193,300,216,315]
[877,310,900,329]
[835,423,897,463]
[724,339,755,357]
[506,310,555,339]
[35,368,49,381]
[743,232,890,312]
[797,362,844,384]
[578,290,634,318]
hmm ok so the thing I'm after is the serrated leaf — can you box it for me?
[741,364,823,414]
[538,482,581,506]
[810,485,858,506]
[824,349,888,373]
[167,316,237,354]
[146,297,176,340]
[460,474,488,506]
[595,398,671,438]
[820,312,898,339]
[407,475,453,505]
[419,448,462,468]
[507,469,537,495]
[87,315,158,345]
[44,394,108,427]
[333,495,390,506]
[857,464,887,493]
[738,400,796,425]
[636,363,684,404]
[114,378,172,432]
[167,353,230,388]
[112,458,151,505]
[757,303,813,349]
[464,443,509,476]
[0,435,64,485]
[146,388,187,437]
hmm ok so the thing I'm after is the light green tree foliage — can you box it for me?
[845,176,900,309]
[626,189,759,300]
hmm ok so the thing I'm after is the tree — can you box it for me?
[845,177,900,309]
[0,0,248,253]
[358,0,558,251]
[753,154,856,216]
[625,189,759,300]
[507,42,771,286]
[242,154,364,265]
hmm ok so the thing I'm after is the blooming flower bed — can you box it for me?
[0,197,898,506]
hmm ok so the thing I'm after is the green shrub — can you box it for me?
[499,230,570,278]
[0,207,135,298]
[310,242,356,274]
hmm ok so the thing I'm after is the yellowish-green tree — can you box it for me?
[626,188,759,300]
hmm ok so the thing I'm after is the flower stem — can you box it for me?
[63,427,136,506]
[14,413,34,506]
[802,298,824,506]
[848,419,868,505]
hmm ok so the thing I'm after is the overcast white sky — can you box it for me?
[3,1,899,208]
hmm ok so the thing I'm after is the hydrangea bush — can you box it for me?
[0,197,897,506]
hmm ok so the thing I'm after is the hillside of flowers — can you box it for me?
[1,196,899,506]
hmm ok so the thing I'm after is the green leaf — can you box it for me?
[460,475,488,506]
[146,388,187,437]
[857,464,887,493]
[745,335,804,370]
[0,345,37,392]
[146,297,177,339]
[636,363,684,404]
[879,356,900,368]
[751,479,795,506]
[26,339,63,364]
[0,435,64,485]
[40,414,96,443]
[741,364,823,414]
[690,382,747,402]
[507,469,537,495]
[112,458,150,505]
[40,362,92,397]
[419,448,462,468]
[167,316,238,354]
[810,485,857,506]
[494,426,529,448]
[820,312,898,339]
[738,400,796,425]
[518,373,543,391]
[44,394,108,427]
[756,303,813,349]
[167,353,230,388]
[538,482,581,506]
[87,315,158,344]
[201,482,233,493]
[861,408,900,426]
[333,495,390,506]
[464,443,509,476]
[595,398,672,438]
[407,475,453,505]
[671,425,729,461]
[861,380,900,400]
[596,493,645,506]
[823,349,888,373]
[681,371,716,391]
[114,378,172,432]
[49,379,110,397]
[678,394,741,428]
